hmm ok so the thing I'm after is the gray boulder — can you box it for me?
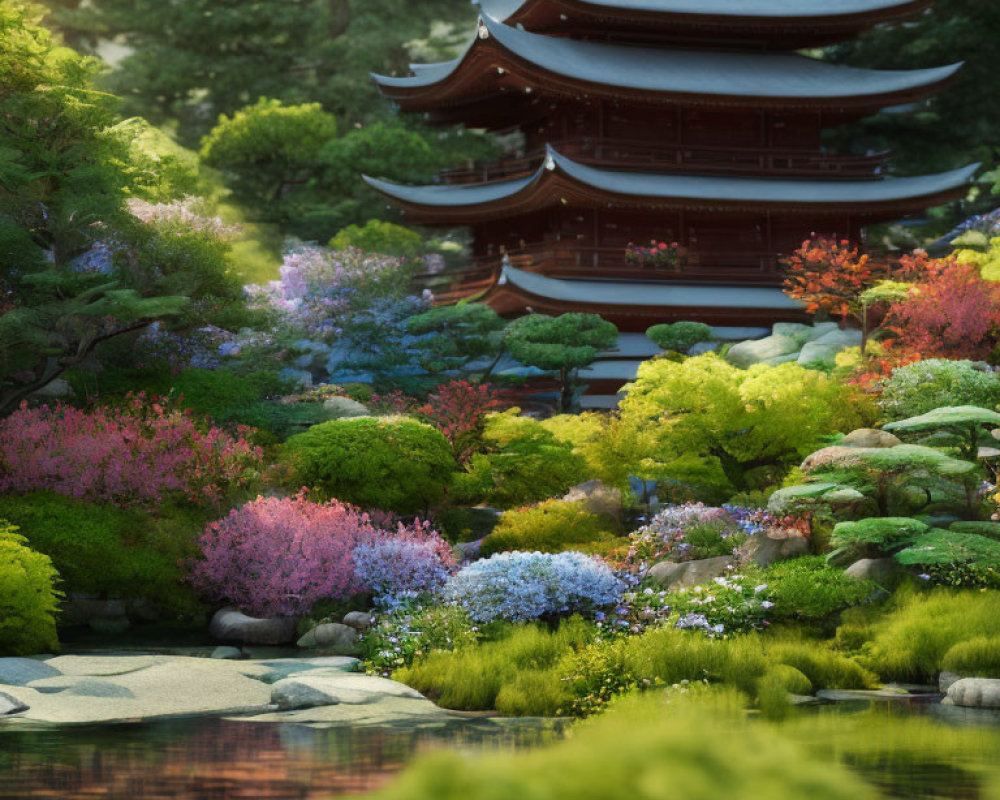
[0,658,61,687]
[342,611,374,632]
[211,646,244,660]
[842,428,902,449]
[760,351,803,367]
[844,558,899,584]
[812,327,863,349]
[297,623,360,653]
[939,671,962,694]
[647,556,734,590]
[688,342,719,356]
[739,535,810,568]
[209,608,298,646]
[797,341,842,366]
[0,690,28,716]
[943,678,1000,709]
[771,322,812,340]
[725,334,800,369]
[321,396,370,419]
[802,322,841,342]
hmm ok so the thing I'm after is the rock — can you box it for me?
[842,428,902,449]
[32,378,73,398]
[844,558,899,584]
[688,342,719,356]
[270,674,425,711]
[802,322,841,342]
[766,482,843,514]
[28,678,135,698]
[296,623,360,653]
[0,658,61,687]
[342,611,374,632]
[211,646,244,660]
[822,488,868,505]
[646,556,735,590]
[801,445,863,472]
[0,690,28,715]
[939,671,962,694]
[943,678,1000,709]
[812,327,863,349]
[739,534,810,568]
[725,334,800,369]
[209,608,298,646]
[562,479,623,523]
[760,351,803,366]
[772,322,812,340]
[797,342,842,366]
[322,395,370,419]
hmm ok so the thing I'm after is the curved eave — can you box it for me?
[372,15,960,112]
[497,265,801,309]
[482,0,933,42]
[363,149,979,223]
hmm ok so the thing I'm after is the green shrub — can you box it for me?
[283,416,456,513]
[756,664,813,721]
[949,521,1000,538]
[0,492,201,613]
[767,663,813,695]
[329,219,423,258]
[862,589,1000,681]
[767,640,876,689]
[894,529,1000,588]
[394,617,595,712]
[369,691,876,800]
[878,359,1000,421]
[646,321,713,353]
[942,636,1000,678]
[0,522,60,656]
[494,667,572,716]
[169,368,289,425]
[432,507,499,544]
[764,556,877,621]
[481,499,618,557]
[829,517,930,563]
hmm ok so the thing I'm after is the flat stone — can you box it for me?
[44,655,163,677]
[297,623,359,653]
[28,678,135,698]
[725,334,800,369]
[251,657,361,683]
[0,690,28,716]
[209,608,298,646]
[270,674,425,711]
[646,556,735,590]
[342,611,374,632]
[211,646,244,660]
[0,658,62,686]
[944,678,1000,709]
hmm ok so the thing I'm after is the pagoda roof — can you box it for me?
[373,15,960,112]
[495,264,801,310]
[363,146,978,222]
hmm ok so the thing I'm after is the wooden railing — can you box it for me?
[439,139,889,184]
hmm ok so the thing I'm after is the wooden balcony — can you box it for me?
[438,139,889,184]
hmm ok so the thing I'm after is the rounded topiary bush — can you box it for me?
[282,416,456,513]
[481,499,618,557]
[879,359,1000,421]
[646,321,713,353]
[0,522,60,656]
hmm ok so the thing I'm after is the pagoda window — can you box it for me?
[682,110,763,148]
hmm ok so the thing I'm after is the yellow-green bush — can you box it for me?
[480,499,618,557]
[942,636,1000,678]
[766,640,876,690]
[860,588,1000,681]
[0,522,60,656]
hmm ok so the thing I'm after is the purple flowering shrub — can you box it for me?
[444,551,624,624]
[189,492,455,617]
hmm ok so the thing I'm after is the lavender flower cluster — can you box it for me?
[627,503,757,569]
[444,551,624,624]
[352,537,454,609]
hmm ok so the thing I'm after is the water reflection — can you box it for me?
[0,717,562,800]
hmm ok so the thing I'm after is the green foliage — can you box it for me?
[942,636,1000,678]
[646,321,713,353]
[505,313,618,411]
[763,556,878,621]
[861,588,1000,681]
[406,303,507,375]
[0,521,60,656]
[0,492,200,614]
[168,368,288,426]
[830,518,931,563]
[199,98,338,222]
[361,603,479,676]
[620,354,868,500]
[283,416,456,513]
[369,690,877,800]
[451,410,588,509]
[878,360,1000,421]
[329,219,423,258]
[480,500,618,557]
[895,529,1000,587]
[766,640,877,690]
[883,405,1000,460]
[395,617,596,712]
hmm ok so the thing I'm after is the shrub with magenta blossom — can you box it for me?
[0,396,263,507]
[444,551,624,624]
[190,492,377,617]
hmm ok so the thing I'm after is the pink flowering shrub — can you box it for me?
[189,493,456,616]
[0,396,263,507]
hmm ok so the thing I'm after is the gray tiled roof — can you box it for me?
[362,145,979,208]
[372,15,960,101]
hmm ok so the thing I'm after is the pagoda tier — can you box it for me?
[476,0,933,48]
[372,16,960,119]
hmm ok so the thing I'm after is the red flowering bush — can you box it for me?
[0,395,263,507]
[887,262,1000,359]
[625,240,685,268]
[189,492,454,616]
[416,380,512,462]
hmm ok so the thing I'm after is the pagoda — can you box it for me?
[364,0,975,399]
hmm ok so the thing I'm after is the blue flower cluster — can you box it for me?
[443,551,624,624]
[352,538,453,609]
